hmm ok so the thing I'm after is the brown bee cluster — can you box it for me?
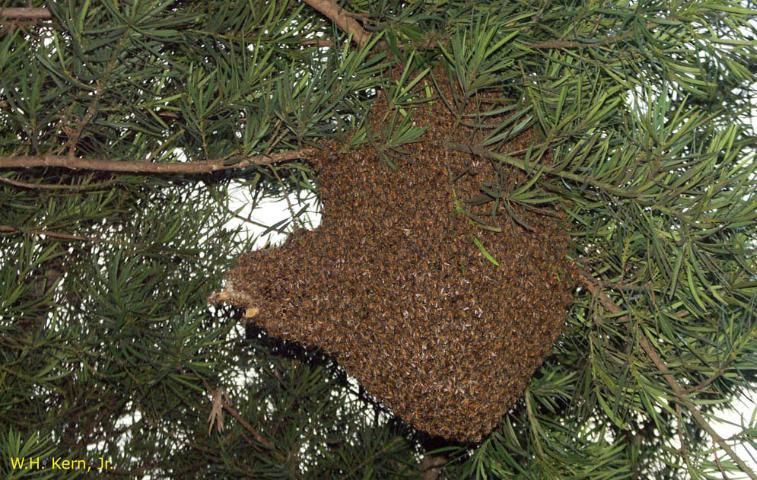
[224,79,576,442]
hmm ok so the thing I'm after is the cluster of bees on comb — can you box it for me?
[216,78,577,442]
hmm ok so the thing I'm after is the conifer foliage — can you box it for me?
[0,1,755,478]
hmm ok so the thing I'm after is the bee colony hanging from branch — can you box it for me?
[212,71,577,443]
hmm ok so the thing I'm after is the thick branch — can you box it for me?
[578,270,757,480]
[0,7,52,20]
[302,0,371,48]
[0,148,315,174]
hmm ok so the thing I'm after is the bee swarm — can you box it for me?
[224,82,577,442]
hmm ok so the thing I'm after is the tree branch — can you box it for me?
[637,335,755,479]
[302,0,371,48]
[525,31,635,49]
[0,175,119,191]
[65,84,107,158]
[208,386,273,450]
[526,39,600,49]
[0,148,315,174]
[222,402,274,450]
[577,270,757,480]
[0,7,52,20]
[300,37,335,48]
[0,224,94,242]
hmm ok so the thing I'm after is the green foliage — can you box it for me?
[0,0,754,479]
[373,51,429,167]
[0,430,71,479]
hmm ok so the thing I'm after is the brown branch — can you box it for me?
[207,386,273,450]
[65,85,106,158]
[0,175,119,191]
[222,402,274,450]
[0,7,52,20]
[578,270,757,480]
[302,0,371,48]
[0,148,315,174]
[683,366,728,395]
[637,335,756,479]
[300,38,335,48]
[526,32,635,50]
[526,39,594,49]
[0,224,94,242]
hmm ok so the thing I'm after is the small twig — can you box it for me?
[302,0,371,48]
[0,224,95,242]
[300,38,335,48]
[683,365,730,395]
[207,387,272,449]
[65,84,106,158]
[714,450,729,480]
[0,148,315,174]
[578,269,757,480]
[343,11,371,22]
[674,403,692,470]
[526,39,596,49]
[526,32,635,50]
[0,174,118,191]
[0,7,52,20]
[638,335,755,479]
[222,402,274,450]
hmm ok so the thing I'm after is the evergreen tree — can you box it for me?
[0,1,754,478]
